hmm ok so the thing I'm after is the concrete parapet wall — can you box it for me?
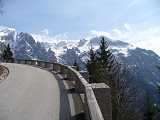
[7,59,112,120]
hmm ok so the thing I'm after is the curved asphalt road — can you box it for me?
[0,63,64,120]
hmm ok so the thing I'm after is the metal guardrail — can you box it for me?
[6,59,112,120]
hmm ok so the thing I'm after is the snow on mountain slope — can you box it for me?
[0,26,159,62]
[0,26,16,36]
[0,26,154,64]
[0,27,18,53]
[78,36,137,57]
[0,27,57,62]
[32,34,79,58]
[0,27,159,61]
[1,27,160,104]
[32,34,137,59]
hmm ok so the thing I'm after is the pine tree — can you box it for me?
[144,94,160,120]
[86,47,103,83]
[86,36,118,85]
[2,44,13,62]
[97,37,116,82]
[157,84,160,94]
[98,36,110,66]
[86,47,97,83]
[87,36,139,120]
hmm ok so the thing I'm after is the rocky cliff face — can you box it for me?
[0,27,160,102]
[14,32,57,62]
[0,28,57,62]
[58,36,160,102]
[119,48,160,102]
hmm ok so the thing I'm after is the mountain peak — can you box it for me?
[89,36,129,48]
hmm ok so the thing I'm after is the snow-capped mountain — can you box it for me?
[0,27,125,56]
[32,34,79,60]
[0,27,57,62]
[0,27,160,102]
[31,34,136,62]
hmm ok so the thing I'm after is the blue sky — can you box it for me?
[0,0,160,39]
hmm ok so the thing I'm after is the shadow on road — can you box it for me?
[54,74,72,120]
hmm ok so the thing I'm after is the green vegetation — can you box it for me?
[157,84,160,94]
[87,36,140,120]
[144,93,160,120]
[86,37,117,84]
[2,44,14,62]
[86,47,102,83]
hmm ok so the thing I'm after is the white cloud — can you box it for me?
[36,28,72,42]
[124,23,131,31]
[53,33,69,40]
[32,32,76,44]
[90,30,110,37]
[90,23,160,56]
[41,29,49,35]
[32,24,160,56]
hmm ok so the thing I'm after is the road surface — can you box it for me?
[0,63,70,120]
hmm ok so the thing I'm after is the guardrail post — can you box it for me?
[33,60,37,65]
[75,77,85,94]
[44,62,47,68]
[51,63,54,71]
[29,60,32,65]
[52,63,56,71]
[52,64,60,73]
[37,61,40,66]
[31,60,34,65]
[26,60,30,65]
[91,83,112,120]
[59,65,63,74]
[24,60,27,64]
[60,66,65,78]
[55,64,61,73]
[30,60,33,65]
[64,67,69,80]
[39,61,43,67]
[38,61,41,67]
[47,63,52,71]
[66,70,73,81]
